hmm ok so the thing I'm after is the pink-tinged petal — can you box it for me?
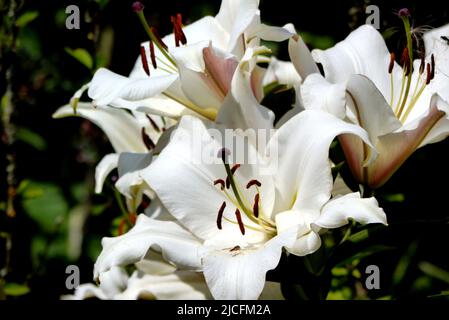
[366,96,448,188]
[288,35,319,80]
[203,45,239,97]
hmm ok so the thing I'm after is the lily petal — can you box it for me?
[53,103,147,153]
[95,154,119,194]
[88,68,178,107]
[266,110,375,219]
[288,35,319,80]
[94,215,202,279]
[312,192,387,230]
[202,227,296,300]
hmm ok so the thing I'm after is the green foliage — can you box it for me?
[65,48,94,70]
[15,11,39,27]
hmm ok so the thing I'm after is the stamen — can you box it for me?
[230,245,240,252]
[430,54,435,80]
[231,164,241,175]
[141,128,155,150]
[149,40,157,69]
[140,45,150,76]
[253,193,260,218]
[146,115,160,132]
[426,63,432,85]
[246,179,262,189]
[171,16,180,47]
[419,54,425,75]
[151,27,168,50]
[388,52,395,74]
[234,209,245,235]
[214,179,225,190]
[176,14,187,45]
[216,201,226,230]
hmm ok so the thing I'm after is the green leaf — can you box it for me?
[22,181,69,233]
[16,11,39,27]
[419,262,449,285]
[16,127,47,151]
[65,48,94,70]
[336,245,395,267]
[4,283,30,296]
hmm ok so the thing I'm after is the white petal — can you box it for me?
[94,215,202,279]
[263,57,302,87]
[312,192,387,230]
[424,23,449,80]
[301,73,346,119]
[116,270,212,300]
[288,35,319,80]
[346,74,402,140]
[266,110,375,218]
[215,0,260,53]
[53,103,147,153]
[62,284,108,300]
[88,68,178,107]
[312,25,403,103]
[95,154,119,194]
[202,228,296,300]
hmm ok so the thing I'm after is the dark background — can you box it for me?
[1,0,449,299]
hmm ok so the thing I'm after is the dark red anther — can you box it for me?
[214,179,225,189]
[235,209,245,235]
[176,13,187,45]
[426,63,431,85]
[246,179,262,189]
[431,54,435,80]
[217,201,226,230]
[151,27,168,50]
[171,16,180,47]
[149,40,157,69]
[388,52,395,74]
[146,115,160,132]
[225,177,231,189]
[231,164,240,175]
[140,45,150,76]
[400,47,411,75]
[419,55,425,74]
[253,193,260,218]
[141,127,155,150]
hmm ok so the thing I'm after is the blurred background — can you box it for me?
[1,0,449,300]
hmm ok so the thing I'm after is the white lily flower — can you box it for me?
[52,102,172,212]
[87,0,294,124]
[292,23,449,188]
[94,111,386,299]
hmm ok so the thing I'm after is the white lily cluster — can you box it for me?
[55,1,449,300]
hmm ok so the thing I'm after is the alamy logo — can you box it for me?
[66,5,80,30]
[65,265,80,289]
[366,5,380,30]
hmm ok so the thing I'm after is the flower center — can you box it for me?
[388,9,436,123]
[213,148,276,237]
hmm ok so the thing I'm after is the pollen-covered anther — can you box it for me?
[400,47,411,75]
[149,40,157,69]
[214,179,225,190]
[151,27,168,50]
[430,54,435,80]
[231,164,241,175]
[216,201,226,230]
[140,45,150,76]
[426,63,432,85]
[141,128,155,150]
[146,115,161,132]
[246,179,262,189]
[388,52,395,74]
[235,209,245,235]
[171,13,187,47]
[253,193,260,218]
